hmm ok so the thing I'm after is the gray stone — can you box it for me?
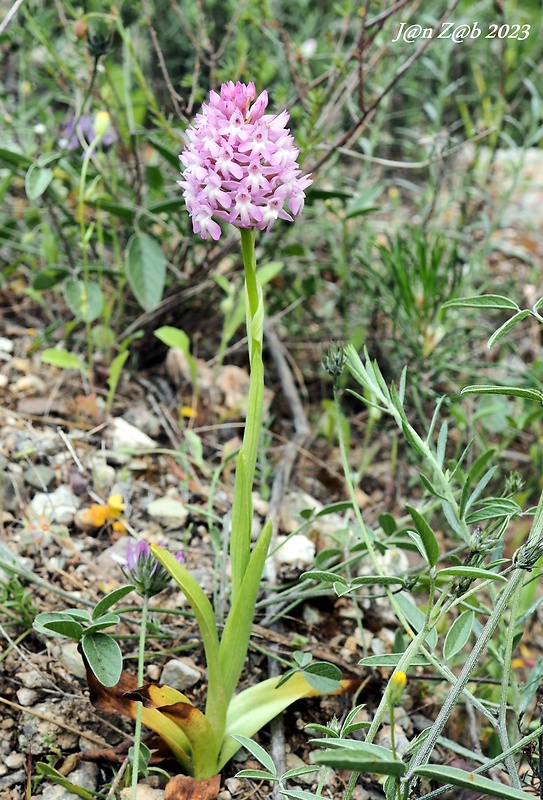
[18,669,47,689]
[123,405,161,439]
[18,699,92,754]
[16,688,38,706]
[0,473,24,512]
[5,752,25,769]
[30,485,79,525]
[50,641,87,680]
[23,464,56,490]
[110,417,158,452]
[0,770,25,789]
[0,337,14,353]
[146,497,188,528]
[90,461,116,495]
[161,658,201,691]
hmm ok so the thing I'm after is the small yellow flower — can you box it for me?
[94,111,111,140]
[388,671,407,705]
[107,493,125,518]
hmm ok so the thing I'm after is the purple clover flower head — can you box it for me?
[112,538,184,598]
[178,81,312,240]
[59,113,118,152]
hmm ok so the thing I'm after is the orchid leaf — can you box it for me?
[157,701,218,779]
[220,520,272,703]
[218,672,342,770]
[229,452,252,605]
[244,350,264,490]
[151,546,226,738]
[83,664,193,772]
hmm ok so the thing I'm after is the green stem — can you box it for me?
[240,227,260,355]
[333,381,436,734]
[405,487,543,785]
[229,228,265,605]
[78,133,101,375]
[131,594,149,799]
[496,577,523,788]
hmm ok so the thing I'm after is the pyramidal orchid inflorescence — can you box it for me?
[179,81,312,240]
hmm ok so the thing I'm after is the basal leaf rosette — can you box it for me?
[179,81,312,240]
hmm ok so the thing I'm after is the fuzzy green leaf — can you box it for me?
[92,585,135,620]
[406,505,439,567]
[232,734,277,775]
[303,662,342,694]
[414,765,534,799]
[41,348,87,373]
[302,570,347,585]
[34,613,83,641]
[84,613,120,635]
[461,385,543,404]
[488,309,531,348]
[25,164,54,199]
[442,295,519,310]
[125,232,166,312]
[443,610,475,661]
[81,632,123,687]
[358,654,432,667]
[312,744,406,776]
[438,566,507,581]
[63,278,103,323]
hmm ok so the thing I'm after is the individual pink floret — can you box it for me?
[178,81,312,240]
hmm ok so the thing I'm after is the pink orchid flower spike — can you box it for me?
[179,81,312,240]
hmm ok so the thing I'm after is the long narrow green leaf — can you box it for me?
[488,309,531,348]
[229,452,252,605]
[150,547,226,737]
[243,351,264,492]
[442,295,519,310]
[312,745,406,776]
[220,521,272,703]
[461,385,543,403]
[414,765,532,799]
